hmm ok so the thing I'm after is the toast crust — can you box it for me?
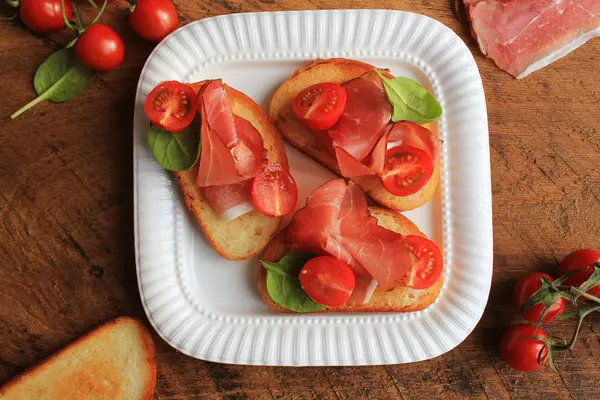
[257,207,443,313]
[173,81,289,260]
[0,317,156,400]
[269,58,440,211]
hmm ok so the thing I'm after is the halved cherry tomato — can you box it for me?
[251,163,298,217]
[512,273,565,322]
[558,249,600,300]
[500,324,548,372]
[299,256,356,307]
[292,82,347,130]
[144,81,197,132]
[403,235,442,289]
[380,145,433,197]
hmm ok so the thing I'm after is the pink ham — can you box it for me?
[195,79,267,219]
[465,0,600,78]
[286,179,413,291]
[336,121,441,178]
[196,80,267,187]
[327,73,391,162]
[200,181,254,222]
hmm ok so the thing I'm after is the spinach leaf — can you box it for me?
[374,69,442,125]
[11,48,94,119]
[147,116,201,171]
[259,252,326,313]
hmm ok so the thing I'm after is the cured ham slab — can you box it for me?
[464,0,600,78]
[286,179,413,291]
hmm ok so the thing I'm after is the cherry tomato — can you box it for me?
[403,235,443,289]
[129,0,179,42]
[380,145,434,197]
[144,81,197,132]
[75,24,124,72]
[19,0,73,33]
[500,324,548,372]
[558,249,600,300]
[251,163,298,217]
[299,256,356,307]
[292,82,347,131]
[512,273,565,322]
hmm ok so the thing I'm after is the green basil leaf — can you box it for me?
[147,116,201,171]
[374,69,442,124]
[259,252,326,313]
[11,48,94,119]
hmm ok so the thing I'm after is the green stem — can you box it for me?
[6,0,19,7]
[11,94,48,119]
[60,0,78,34]
[570,286,600,304]
[65,37,78,49]
[1,11,18,19]
[88,0,108,27]
[72,4,85,32]
[87,0,98,7]
[553,304,600,350]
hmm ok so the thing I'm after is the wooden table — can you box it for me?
[1,0,600,398]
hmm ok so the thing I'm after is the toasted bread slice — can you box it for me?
[0,317,156,400]
[269,58,440,212]
[258,207,443,313]
[174,81,288,260]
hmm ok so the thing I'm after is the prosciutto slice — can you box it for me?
[196,80,267,187]
[337,121,441,177]
[327,73,391,161]
[200,181,254,222]
[286,179,413,291]
[195,80,267,219]
[465,0,600,78]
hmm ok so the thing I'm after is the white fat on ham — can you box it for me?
[220,202,255,222]
[518,26,600,79]
[200,180,255,222]
[362,279,379,304]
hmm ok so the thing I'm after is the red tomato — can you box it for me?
[19,0,73,32]
[299,256,356,307]
[292,82,347,130]
[558,249,600,299]
[251,163,298,217]
[75,24,124,72]
[380,145,434,197]
[143,81,197,132]
[403,235,443,289]
[129,0,179,42]
[500,324,549,372]
[512,273,565,322]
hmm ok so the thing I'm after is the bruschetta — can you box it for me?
[269,58,442,212]
[145,79,296,260]
[257,179,443,313]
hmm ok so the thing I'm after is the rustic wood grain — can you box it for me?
[1,0,600,399]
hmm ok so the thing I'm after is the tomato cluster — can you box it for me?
[16,0,179,71]
[501,249,600,372]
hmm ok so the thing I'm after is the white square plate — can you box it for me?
[134,9,493,366]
